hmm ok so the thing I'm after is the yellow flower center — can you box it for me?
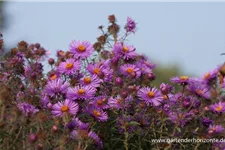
[180,76,189,81]
[163,95,168,100]
[122,46,129,52]
[50,74,57,80]
[78,45,86,52]
[65,63,73,69]
[78,89,85,95]
[84,77,91,84]
[126,68,134,74]
[97,99,103,106]
[117,98,123,104]
[93,110,101,117]
[61,105,69,112]
[196,89,204,95]
[93,68,100,74]
[204,72,211,79]
[215,105,223,112]
[148,91,155,98]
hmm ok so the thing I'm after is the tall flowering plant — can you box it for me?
[1,15,225,150]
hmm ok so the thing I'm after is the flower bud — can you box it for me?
[29,133,37,143]
[120,90,128,98]
[52,125,58,132]
[37,143,43,150]
[48,58,55,65]
[47,102,52,109]
[115,77,123,86]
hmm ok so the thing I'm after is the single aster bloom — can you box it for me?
[170,76,198,86]
[90,95,109,110]
[208,125,224,134]
[202,66,220,85]
[44,79,69,97]
[120,63,141,79]
[87,62,113,82]
[188,84,210,99]
[210,102,225,113]
[52,99,79,117]
[137,87,162,106]
[67,85,96,100]
[108,95,132,110]
[67,117,90,130]
[113,42,137,60]
[57,58,81,75]
[79,74,102,88]
[17,102,39,116]
[88,131,103,147]
[69,40,94,59]
[87,106,108,122]
[125,17,136,33]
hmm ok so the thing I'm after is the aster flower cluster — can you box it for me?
[1,15,225,150]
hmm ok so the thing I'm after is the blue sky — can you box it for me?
[3,2,225,76]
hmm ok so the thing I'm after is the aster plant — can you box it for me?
[1,14,225,150]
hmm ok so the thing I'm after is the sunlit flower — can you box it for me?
[137,87,162,106]
[67,85,96,100]
[44,79,69,97]
[120,63,141,79]
[69,40,94,59]
[113,42,137,60]
[52,99,79,117]
[57,58,80,75]
[79,74,102,88]
[87,106,108,122]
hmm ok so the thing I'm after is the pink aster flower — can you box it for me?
[113,42,137,60]
[120,63,141,79]
[208,125,224,134]
[87,106,108,122]
[79,74,102,88]
[67,85,96,100]
[57,58,81,75]
[69,40,94,59]
[52,99,79,117]
[210,102,225,113]
[43,79,69,97]
[137,87,163,106]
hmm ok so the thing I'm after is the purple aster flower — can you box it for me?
[70,130,79,140]
[87,106,108,122]
[17,102,39,116]
[52,99,79,117]
[125,17,136,33]
[116,115,137,133]
[67,117,90,131]
[90,60,113,82]
[208,125,224,134]
[170,76,197,86]
[67,85,96,100]
[202,68,219,82]
[43,79,69,97]
[69,40,94,59]
[168,111,195,127]
[137,87,163,106]
[120,63,141,79]
[160,83,173,95]
[88,131,103,147]
[210,102,225,113]
[188,84,210,99]
[113,42,137,60]
[57,58,80,75]
[90,95,109,110]
[202,117,213,127]
[40,94,50,108]
[135,59,156,75]
[79,74,102,88]
[108,95,132,110]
